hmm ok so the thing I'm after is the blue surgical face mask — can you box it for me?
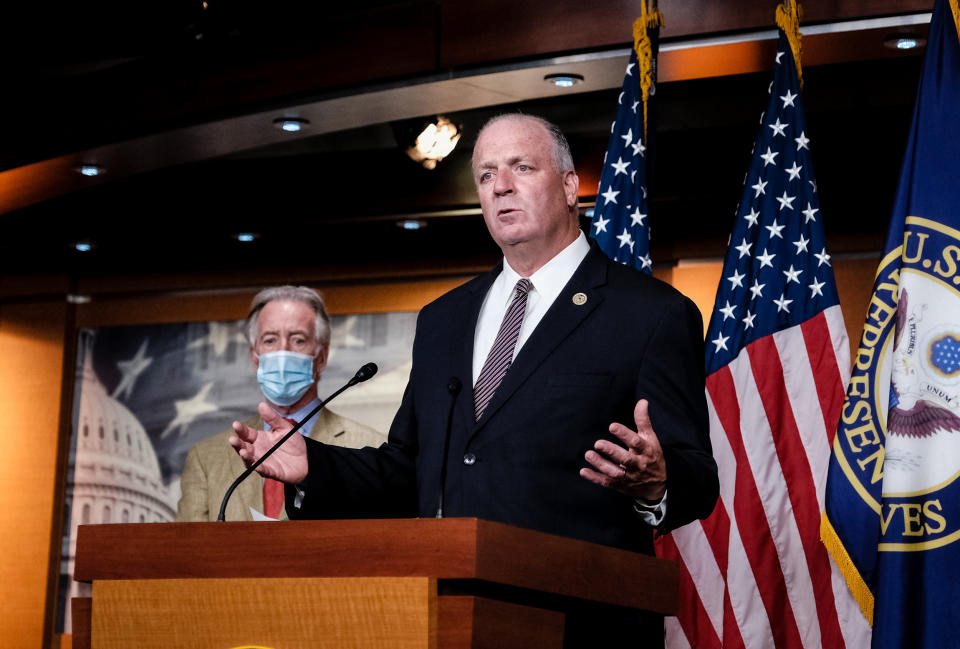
[256,350,316,406]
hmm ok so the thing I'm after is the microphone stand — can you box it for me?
[217,363,377,522]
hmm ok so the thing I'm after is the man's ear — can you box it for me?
[563,169,580,208]
[249,345,259,369]
[314,346,329,380]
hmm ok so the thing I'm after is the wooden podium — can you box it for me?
[73,518,678,649]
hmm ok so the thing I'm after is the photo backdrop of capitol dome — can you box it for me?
[56,312,416,633]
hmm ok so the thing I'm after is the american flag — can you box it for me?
[655,27,870,649]
[589,17,658,273]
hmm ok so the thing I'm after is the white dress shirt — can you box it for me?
[472,231,590,385]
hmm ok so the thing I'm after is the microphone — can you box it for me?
[435,377,463,518]
[217,362,379,521]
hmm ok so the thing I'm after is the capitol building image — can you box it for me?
[59,334,178,632]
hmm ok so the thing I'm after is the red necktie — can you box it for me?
[262,417,298,519]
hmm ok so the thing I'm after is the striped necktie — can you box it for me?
[474,278,532,420]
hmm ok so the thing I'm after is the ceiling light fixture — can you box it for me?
[66,294,92,304]
[405,116,461,170]
[72,241,93,252]
[396,219,427,231]
[544,73,584,88]
[883,34,926,50]
[273,117,310,133]
[233,232,259,242]
[75,164,105,177]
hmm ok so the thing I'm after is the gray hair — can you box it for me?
[473,112,575,173]
[245,285,331,348]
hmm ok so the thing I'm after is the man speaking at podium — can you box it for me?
[230,114,718,644]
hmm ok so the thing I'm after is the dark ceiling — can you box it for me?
[0,1,928,291]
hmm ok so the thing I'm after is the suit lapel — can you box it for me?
[232,416,264,516]
[452,264,500,435]
[472,246,609,432]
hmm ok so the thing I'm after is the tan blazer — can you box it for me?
[175,408,385,521]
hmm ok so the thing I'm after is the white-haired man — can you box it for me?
[176,285,385,521]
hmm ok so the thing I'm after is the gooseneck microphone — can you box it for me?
[217,362,378,521]
[435,377,463,518]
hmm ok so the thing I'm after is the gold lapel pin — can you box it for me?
[572,292,587,306]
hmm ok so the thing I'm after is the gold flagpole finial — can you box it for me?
[633,0,663,142]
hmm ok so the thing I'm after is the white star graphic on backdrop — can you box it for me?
[610,157,630,176]
[616,229,635,252]
[727,269,746,289]
[775,51,785,64]
[785,161,802,181]
[188,321,248,356]
[815,248,832,267]
[743,310,757,329]
[744,208,760,227]
[112,339,153,400]
[803,203,819,223]
[769,118,788,137]
[626,62,635,76]
[720,301,737,320]
[639,254,652,270]
[780,89,797,107]
[757,249,776,269]
[795,131,810,150]
[600,187,620,206]
[631,100,639,114]
[765,219,785,239]
[809,278,826,297]
[793,234,810,253]
[618,91,625,105]
[783,265,803,283]
[630,208,646,227]
[160,383,218,438]
[776,190,796,211]
[760,147,779,166]
[631,140,646,157]
[620,128,634,147]
[631,170,637,183]
[592,215,610,234]
[749,280,766,299]
[711,333,730,352]
[774,295,793,313]
[735,238,753,258]
[752,178,768,197]
[809,179,818,193]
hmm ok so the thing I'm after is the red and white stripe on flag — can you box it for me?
[657,306,870,649]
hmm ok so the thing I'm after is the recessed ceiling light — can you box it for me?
[883,34,926,50]
[273,117,309,133]
[396,219,427,231]
[66,294,92,304]
[72,241,93,252]
[75,164,105,177]
[233,232,259,242]
[544,73,584,88]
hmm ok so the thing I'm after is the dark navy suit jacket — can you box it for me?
[291,245,718,554]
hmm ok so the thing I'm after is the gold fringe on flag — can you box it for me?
[950,0,960,45]
[776,0,804,88]
[821,512,875,625]
[633,0,663,142]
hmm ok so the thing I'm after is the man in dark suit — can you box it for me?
[231,113,718,643]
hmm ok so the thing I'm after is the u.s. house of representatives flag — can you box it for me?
[656,6,869,648]
[822,1,960,647]
[590,9,660,274]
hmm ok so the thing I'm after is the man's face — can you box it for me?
[472,118,579,255]
[249,299,328,379]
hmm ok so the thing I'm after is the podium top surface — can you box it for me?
[74,518,677,613]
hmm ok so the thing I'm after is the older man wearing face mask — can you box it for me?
[175,285,385,522]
